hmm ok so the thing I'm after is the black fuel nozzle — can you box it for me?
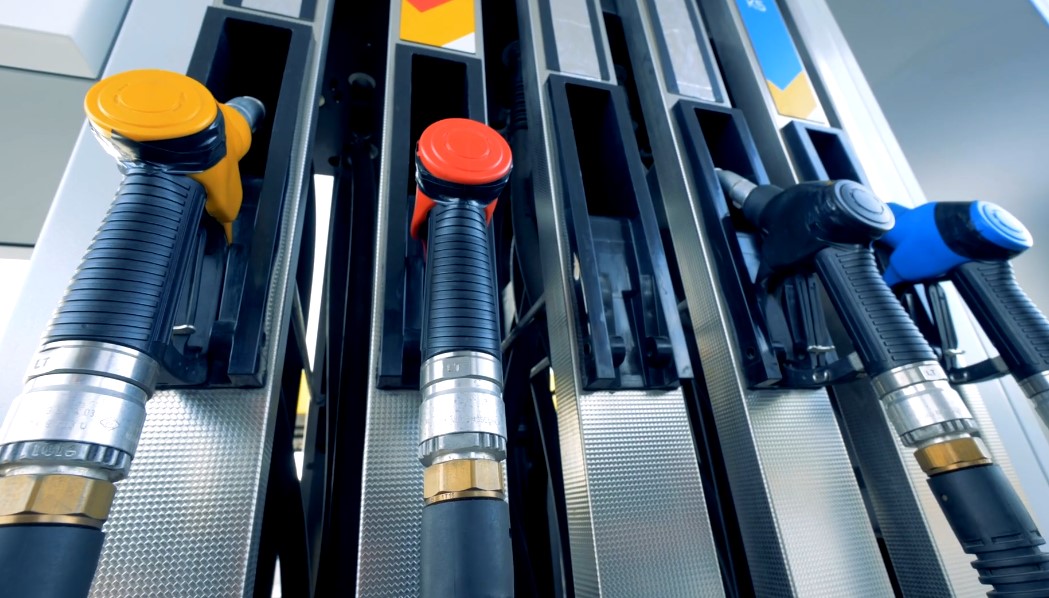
[717,170,936,378]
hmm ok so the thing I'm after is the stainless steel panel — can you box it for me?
[241,0,303,18]
[354,1,487,594]
[16,1,335,594]
[578,390,727,596]
[643,0,723,102]
[355,388,422,597]
[91,11,327,595]
[780,0,1049,592]
[542,0,612,82]
[93,389,276,596]
[780,0,1049,574]
[833,380,972,597]
[516,0,729,594]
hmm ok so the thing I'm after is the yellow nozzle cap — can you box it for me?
[85,69,218,142]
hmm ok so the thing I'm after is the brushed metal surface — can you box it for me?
[354,2,477,594]
[644,0,722,102]
[577,390,730,597]
[834,379,975,597]
[355,387,423,597]
[517,0,727,594]
[543,0,611,81]
[92,388,275,596]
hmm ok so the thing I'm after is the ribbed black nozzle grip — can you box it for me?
[814,245,937,376]
[928,464,1049,596]
[951,261,1049,380]
[0,524,104,598]
[44,170,206,360]
[421,498,514,598]
[421,201,501,360]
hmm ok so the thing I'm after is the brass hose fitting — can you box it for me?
[423,458,505,506]
[0,474,116,529]
[914,437,993,476]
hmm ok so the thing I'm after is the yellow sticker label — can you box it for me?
[400,0,476,53]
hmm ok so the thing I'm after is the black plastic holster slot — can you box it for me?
[546,75,688,391]
[155,8,311,388]
[672,101,788,388]
[782,120,869,186]
[672,101,873,389]
[376,45,486,390]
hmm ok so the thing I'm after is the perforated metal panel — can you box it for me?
[92,390,275,596]
[355,389,422,597]
[577,391,727,596]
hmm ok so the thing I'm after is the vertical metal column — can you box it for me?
[611,1,893,595]
[515,0,725,595]
[354,1,491,595]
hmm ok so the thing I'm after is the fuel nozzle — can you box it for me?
[718,170,1049,595]
[0,70,262,598]
[412,118,514,598]
[880,200,1049,433]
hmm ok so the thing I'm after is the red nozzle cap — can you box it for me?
[416,118,512,186]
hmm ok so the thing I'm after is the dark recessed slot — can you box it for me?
[199,19,292,178]
[565,84,638,219]
[673,100,781,388]
[695,108,762,184]
[807,127,865,183]
[407,55,469,200]
[783,121,868,185]
[551,76,687,390]
[377,47,483,389]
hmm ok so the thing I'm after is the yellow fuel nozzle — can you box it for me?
[84,69,264,242]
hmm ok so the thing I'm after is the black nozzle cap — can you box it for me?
[830,180,894,236]
[0,524,104,598]
[421,498,513,598]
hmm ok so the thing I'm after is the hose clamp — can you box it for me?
[872,361,979,447]
[419,351,506,465]
[1018,371,1049,426]
[0,342,158,476]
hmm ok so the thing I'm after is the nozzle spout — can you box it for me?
[716,168,757,210]
[227,96,266,133]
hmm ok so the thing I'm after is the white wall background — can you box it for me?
[825,0,1049,310]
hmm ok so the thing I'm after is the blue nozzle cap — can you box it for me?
[971,201,1032,253]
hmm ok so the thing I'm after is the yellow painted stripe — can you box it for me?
[400,0,475,50]
[767,71,818,121]
[297,369,310,416]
